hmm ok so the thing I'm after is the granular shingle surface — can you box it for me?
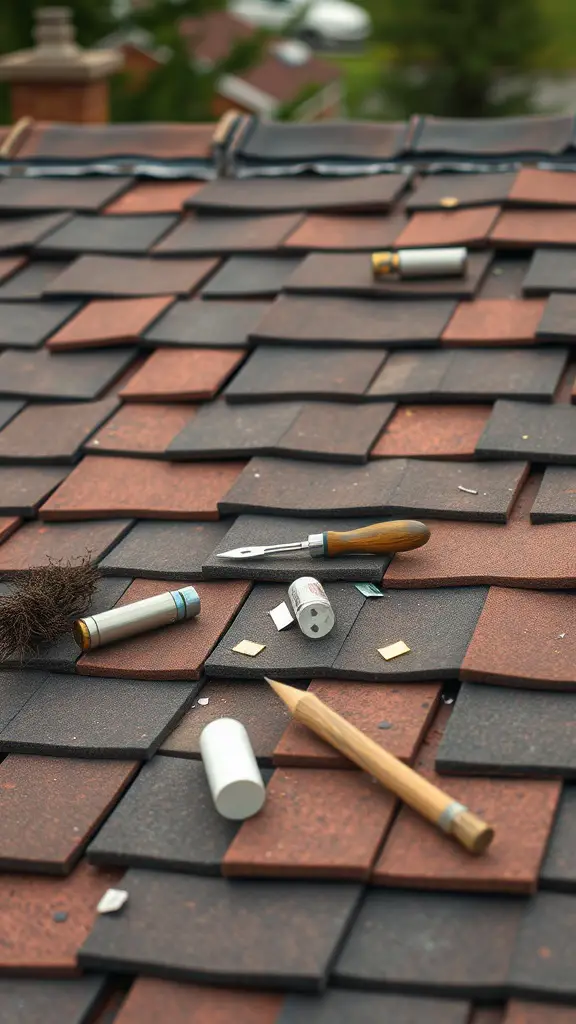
[1,114,576,1019]
[39,455,246,520]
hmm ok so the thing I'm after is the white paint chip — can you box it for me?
[97,888,128,914]
[198,697,210,706]
[232,639,266,657]
[269,601,294,631]
[378,640,410,661]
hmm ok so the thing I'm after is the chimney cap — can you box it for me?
[0,6,123,83]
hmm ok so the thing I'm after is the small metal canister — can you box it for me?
[288,576,335,640]
[73,585,201,652]
[372,246,467,279]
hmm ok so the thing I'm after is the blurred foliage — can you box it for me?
[4,0,569,126]
[533,0,576,69]
[330,44,388,118]
[356,0,547,117]
[277,82,321,120]
[0,0,116,51]
[111,14,267,122]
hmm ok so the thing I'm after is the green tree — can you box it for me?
[379,0,546,117]
[111,3,266,123]
[0,0,116,53]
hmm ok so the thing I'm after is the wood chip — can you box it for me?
[378,640,411,661]
[232,639,266,657]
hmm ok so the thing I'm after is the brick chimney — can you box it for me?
[0,7,123,123]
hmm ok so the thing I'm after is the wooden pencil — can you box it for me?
[265,677,494,856]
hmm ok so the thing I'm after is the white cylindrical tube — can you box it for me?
[200,718,265,820]
[73,585,201,651]
[397,246,467,277]
[372,246,467,279]
[288,576,335,639]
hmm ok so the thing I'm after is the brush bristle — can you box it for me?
[0,556,101,662]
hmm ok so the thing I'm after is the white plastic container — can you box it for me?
[200,718,265,820]
[288,576,335,639]
[73,586,200,651]
[372,246,467,279]
[397,246,467,278]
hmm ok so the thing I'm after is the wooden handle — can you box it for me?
[324,520,430,557]
[296,692,494,855]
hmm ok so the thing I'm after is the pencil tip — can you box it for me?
[264,677,301,711]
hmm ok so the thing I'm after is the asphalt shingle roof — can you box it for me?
[0,112,575,1021]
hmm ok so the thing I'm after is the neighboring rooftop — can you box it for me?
[0,106,574,1023]
[110,9,344,121]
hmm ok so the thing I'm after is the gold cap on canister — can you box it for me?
[73,618,92,652]
[372,251,400,278]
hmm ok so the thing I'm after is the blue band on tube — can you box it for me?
[178,585,200,619]
[170,589,187,620]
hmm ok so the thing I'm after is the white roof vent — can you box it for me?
[272,39,311,67]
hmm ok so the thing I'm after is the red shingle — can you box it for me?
[384,519,576,589]
[105,182,205,215]
[0,519,131,574]
[0,516,20,545]
[85,403,195,457]
[491,209,576,247]
[274,680,440,768]
[460,587,576,689]
[0,859,121,973]
[223,766,397,881]
[77,578,252,680]
[119,348,244,402]
[442,299,545,346]
[509,167,576,207]
[0,756,137,873]
[395,206,500,248]
[114,977,282,1024]
[0,256,26,283]
[373,706,561,893]
[40,456,245,521]
[371,404,490,459]
[47,297,173,350]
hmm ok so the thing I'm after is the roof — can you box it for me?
[181,10,340,107]
[181,10,256,65]
[0,112,575,1020]
[239,43,340,106]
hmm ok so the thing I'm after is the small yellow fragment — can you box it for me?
[440,196,459,207]
[233,639,266,657]
[378,640,411,661]
[522,434,529,440]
